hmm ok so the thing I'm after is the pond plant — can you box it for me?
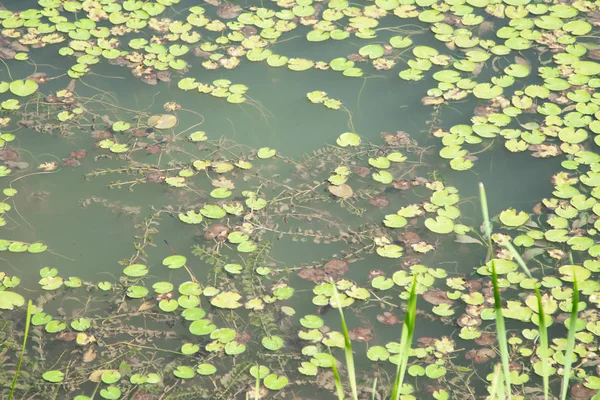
[0,0,599,399]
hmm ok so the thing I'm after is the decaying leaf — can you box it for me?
[328,184,353,198]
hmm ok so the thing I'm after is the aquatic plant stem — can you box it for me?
[330,278,358,400]
[502,240,549,400]
[371,377,377,400]
[391,275,417,400]
[560,276,579,400]
[254,363,260,400]
[478,183,512,399]
[8,300,32,400]
[489,364,506,400]
[328,346,345,400]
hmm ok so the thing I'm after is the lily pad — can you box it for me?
[425,216,455,234]
[147,114,177,129]
[162,255,186,269]
[264,374,288,390]
[0,291,25,310]
[499,209,529,227]
[9,79,38,97]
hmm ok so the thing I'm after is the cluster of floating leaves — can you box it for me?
[1,0,600,399]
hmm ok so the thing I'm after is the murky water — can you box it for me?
[1,0,599,399]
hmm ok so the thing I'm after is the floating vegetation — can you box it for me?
[1,0,600,399]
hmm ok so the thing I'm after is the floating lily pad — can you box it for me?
[0,291,25,310]
[162,255,186,269]
[264,374,288,390]
[147,114,177,129]
[9,79,38,97]
[257,147,276,159]
[425,216,454,234]
[499,209,529,227]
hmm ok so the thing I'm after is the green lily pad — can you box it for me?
[376,244,403,258]
[369,157,391,169]
[179,210,203,224]
[262,335,284,351]
[9,79,38,97]
[197,363,217,375]
[300,315,323,329]
[173,366,195,379]
[126,286,149,299]
[384,214,407,228]
[367,346,390,361]
[0,291,25,310]
[162,255,186,269]
[264,374,288,390]
[336,132,361,147]
[237,241,257,253]
[425,216,454,234]
[473,83,503,99]
[210,291,242,309]
[189,319,216,335]
[200,205,226,219]
[123,264,148,277]
[499,209,529,227]
[257,147,276,159]
[42,370,65,383]
[359,44,384,59]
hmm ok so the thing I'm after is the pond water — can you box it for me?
[1,0,600,399]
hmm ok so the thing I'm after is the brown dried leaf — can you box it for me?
[216,4,242,19]
[297,268,325,281]
[465,348,495,364]
[376,312,400,325]
[421,96,444,106]
[571,383,597,400]
[392,180,411,190]
[138,300,156,312]
[328,184,353,198]
[146,145,162,155]
[323,259,349,277]
[353,166,370,177]
[204,224,230,242]
[456,313,481,327]
[89,369,109,382]
[0,149,18,160]
[397,231,420,244]
[368,195,390,207]
[82,347,96,363]
[56,332,78,341]
[63,158,80,167]
[69,149,88,160]
[422,290,454,305]
[474,333,496,346]
[348,327,373,342]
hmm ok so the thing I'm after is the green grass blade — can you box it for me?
[371,377,378,400]
[490,260,513,399]
[328,347,345,400]
[502,241,549,400]
[534,287,549,400]
[479,183,512,399]
[560,276,579,400]
[391,276,418,400]
[489,364,506,400]
[503,241,534,280]
[479,183,493,249]
[330,279,358,400]
[254,363,260,400]
[8,300,33,400]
